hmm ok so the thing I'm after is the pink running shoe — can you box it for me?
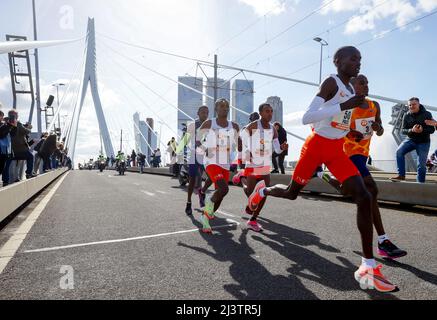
[247,220,263,232]
[248,180,266,211]
[354,264,398,293]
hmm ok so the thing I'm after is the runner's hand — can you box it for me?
[347,130,364,142]
[371,121,381,132]
[280,142,289,151]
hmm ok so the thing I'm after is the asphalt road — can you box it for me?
[0,170,436,300]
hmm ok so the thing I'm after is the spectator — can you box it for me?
[138,153,146,173]
[38,133,58,172]
[392,97,435,183]
[0,109,17,186]
[155,148,162,167]
[33,132,48,174]
[271,122,288,174]
[126,155,131,168]
[131,150,137,167]
[2,110,36,186]
[167,137,177,159]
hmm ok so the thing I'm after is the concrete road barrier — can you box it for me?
[125,166,437,208]
[0,168,68,223]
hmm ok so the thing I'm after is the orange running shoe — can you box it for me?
[248,180,266,211]
[354,264,398,293]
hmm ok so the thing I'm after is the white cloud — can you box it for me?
[239,0,288,16]
[321,0,436,35]
[321,0,366,14]
[418,0,437,11]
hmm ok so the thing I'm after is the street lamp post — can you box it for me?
[313,37,328,85]
[52,83,65,136]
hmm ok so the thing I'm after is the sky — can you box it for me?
[0,0,437,169]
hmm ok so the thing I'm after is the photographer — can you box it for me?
[0,109,17,185]
[392,97,435,183]
[2,110,35,186]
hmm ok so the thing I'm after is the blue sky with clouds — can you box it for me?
[1,0,436,167]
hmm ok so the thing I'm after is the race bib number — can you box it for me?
[355,117,375,140]
[331,110,353,131]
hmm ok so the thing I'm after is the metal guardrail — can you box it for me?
[0,168,69,223]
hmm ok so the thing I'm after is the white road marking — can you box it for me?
[23,222,240,254]
[156,190,168,194]
[216,210,237,218]
[133,183,140,186]
[0,172,70,274]
[141,190,155,196]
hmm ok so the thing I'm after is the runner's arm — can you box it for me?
[373,101,384,136]
[302,78,341,125]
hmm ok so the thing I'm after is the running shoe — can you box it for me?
[248,180,266,211]
[199,190,206,208]
[185,202,193,216]
[378,240,407,259]
[204,196,215,220]
[200,214,212,234]
[232,171,244,185]
[354,264,398,293]
[247,220,263,232]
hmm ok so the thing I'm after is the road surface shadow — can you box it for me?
[179,214,399,300]
[250,217,400,300]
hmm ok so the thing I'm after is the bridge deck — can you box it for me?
[0,170,436,300]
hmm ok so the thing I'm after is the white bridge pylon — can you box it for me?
[68,18,114,160]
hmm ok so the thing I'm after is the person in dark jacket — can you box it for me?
[39,133,58,172]
[271,122,288,174]
[392,97,435,183]
[2,110,35,185]
[33,132,48,174]
[131,150,137,167]
[0,110,17,183]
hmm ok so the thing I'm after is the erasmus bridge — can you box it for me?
[0,17,436,301]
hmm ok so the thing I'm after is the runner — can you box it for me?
[248,46,398,292]
[232,112,260,188]
[315,75,407,259]
[176,106,212,215]
[198,98,240,233]
[241,103,288,232]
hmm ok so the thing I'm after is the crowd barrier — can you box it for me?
[0,168,69,223]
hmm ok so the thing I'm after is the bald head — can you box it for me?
[334,46,359,63]
[333,46,361,78]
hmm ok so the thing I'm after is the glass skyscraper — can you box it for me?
[178,76,203,133]
[232,79,254,127]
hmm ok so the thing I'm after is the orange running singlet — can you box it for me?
[343,99,377,157]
